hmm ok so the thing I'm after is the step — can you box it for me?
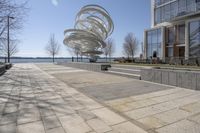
[107,70,141,80]
[111,67,140,72]
[108,67,141,75]
[111,64,151,69]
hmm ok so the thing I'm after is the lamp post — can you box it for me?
[7,16,14,63]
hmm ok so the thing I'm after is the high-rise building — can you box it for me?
[144,0,200,62]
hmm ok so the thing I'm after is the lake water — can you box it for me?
[0,58,114,63]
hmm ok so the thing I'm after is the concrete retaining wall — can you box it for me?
[141,68,200,90]
[58,62,111,72]
[0,65,6,75]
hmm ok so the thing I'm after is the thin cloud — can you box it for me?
[51,0,59,6]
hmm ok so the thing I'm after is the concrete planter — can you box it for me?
[58,62,111,72]
[141,68,200,90]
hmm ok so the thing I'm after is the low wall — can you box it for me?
[141,68,200,90]
[0,65,6,75]
[5,63,12,69]
[58,62,111,72]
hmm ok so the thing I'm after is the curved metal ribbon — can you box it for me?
[63,4,114,57]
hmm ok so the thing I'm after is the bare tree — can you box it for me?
[67,46,81,62]
[123,33,139,62]
[0,0,28,36]
[0,38,19,58]
[0,0,28,62]
[103,38,115,62]
[45,34,60,63]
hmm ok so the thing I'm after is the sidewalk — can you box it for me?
[0,64,148,133]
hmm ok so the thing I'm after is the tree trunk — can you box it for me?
[53,55,54,63]
[132,54,134,63]
[106,55,107,62]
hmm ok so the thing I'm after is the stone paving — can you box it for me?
[1,63,200,133]
[106,87,200,133]
[41,64,174,101]
[0,64,148,133]
[39,63,200,133]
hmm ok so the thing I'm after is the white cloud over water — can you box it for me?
[51,0,59,6]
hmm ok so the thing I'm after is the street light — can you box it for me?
[7,16,14,63]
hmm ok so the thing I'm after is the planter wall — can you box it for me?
[58,62,111,72]
[141,68,200,90]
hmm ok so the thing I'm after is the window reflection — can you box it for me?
[167,27,175,57]
[189,20,200,57]
[154,0,197,25]
[178,25,185,44]
[147,28,162,58]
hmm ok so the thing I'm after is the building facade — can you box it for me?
[144,0,200,61]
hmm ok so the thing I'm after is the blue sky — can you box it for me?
[16,0,151,57]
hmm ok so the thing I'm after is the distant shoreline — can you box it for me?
[0,57,115,63]
[0,57,117,59]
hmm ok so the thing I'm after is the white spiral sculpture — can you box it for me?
[63,5,114,60]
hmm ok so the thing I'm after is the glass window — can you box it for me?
[178,25,185,44]
[147,31,152,57]
[178,0,186,15]
[155,0,161,6]
[146,28,162,58]
[164,4,170,21]
[161,6,165,22]
[155,8,161,24]
[190,21,199,35]
[168,47,173,57]
[154,0,200,24]
[196,0,200,10]
[152,30,158,44]
[158,29,161,43]
[186,0,196,13]
[168,27,175,44]
[147,31,152,44]
[189,20,200,57]
[170,1,177,18]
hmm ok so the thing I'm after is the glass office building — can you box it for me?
[144,0,200,60]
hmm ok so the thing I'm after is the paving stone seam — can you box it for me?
[121,92,199,114]
[139,114,192,130]
[130,106,180,121]
[155,118,199,131]
[0,72,22,127]
[85,118,111,133]
[25,65,67,133]
[187,116,200,125]
[66,80,151,132]
[34,66,89,133]
[106,88,184,104]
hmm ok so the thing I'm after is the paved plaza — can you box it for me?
[0,64,200,133]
